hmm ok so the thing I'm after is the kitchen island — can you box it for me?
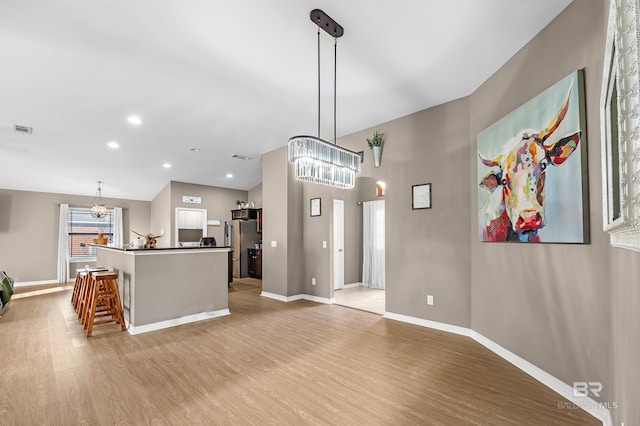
[95,245,231,335]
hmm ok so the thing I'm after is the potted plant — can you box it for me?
[367,130,384,167]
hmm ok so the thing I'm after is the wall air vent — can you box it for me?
[14,124,33,134]
[231,154,251,161]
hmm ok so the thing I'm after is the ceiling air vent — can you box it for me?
[232,154,251,161]
[14,124,33,134]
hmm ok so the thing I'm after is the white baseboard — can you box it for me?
[470,331,612,426]
[128,309,230,335]
[260,292,331,304]
[301,294,331,304]
[383,312,611,426]
[383,311,471,336]
[342,282,362,289]
[261,291,300,302]
[14,279,60,287]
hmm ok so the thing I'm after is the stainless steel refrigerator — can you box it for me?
[225,220,260,278]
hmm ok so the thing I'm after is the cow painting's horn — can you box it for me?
[536,85,572,145]
[479,153,501,167]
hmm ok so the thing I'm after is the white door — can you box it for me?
[333,199,345,290]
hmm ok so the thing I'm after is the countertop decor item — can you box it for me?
[367,131,384,167]
[92,232,109,245]
[287,9,362,189]
[132,230,163,249]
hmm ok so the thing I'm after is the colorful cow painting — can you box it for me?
[477,71,588,243]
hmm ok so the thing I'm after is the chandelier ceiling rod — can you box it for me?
[311,9,343,143]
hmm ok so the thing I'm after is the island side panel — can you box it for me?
[133,250,228,326]
[95,247,136,326]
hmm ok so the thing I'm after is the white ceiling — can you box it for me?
[0,0,573,201]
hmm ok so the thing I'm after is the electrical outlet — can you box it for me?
[311,277,316,285]
[427,295,434,305]
[322,240,327,248]
[271,241,277,248]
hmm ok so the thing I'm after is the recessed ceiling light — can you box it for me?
[226,173,233,178]
[190,148,200,152]
[107,141,119,149]
[127,115,142,126]
[163,163,172,168]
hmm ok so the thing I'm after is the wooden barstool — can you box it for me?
[80,269,111,327]
[85,271,126,337]
[71,269,86,307]
[75,267,107,317]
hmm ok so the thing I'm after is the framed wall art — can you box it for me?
[600,0,640,252]
[310,198,321,217]
[412,183,431,209]
[477,70,588,243]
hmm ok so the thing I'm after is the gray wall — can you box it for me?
[0,188,150,282]
[470,0,612,403]
[248,183,263,208]
[169,181,248,246]
[341,186,362,285]
[611,248,640,425]
[261,148,305,297]
[302,183,332,298]
[261,149,284,296]
[302,182,364,299]
[149,181,247,248]
[338,97,472,327]
[286,155,305,297]
[262,149,363,300]
[150,182,171,248]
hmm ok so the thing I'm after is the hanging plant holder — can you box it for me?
[372,146,382,167]
[367,131,384,168]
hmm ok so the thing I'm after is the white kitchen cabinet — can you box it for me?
[177,209,206,229]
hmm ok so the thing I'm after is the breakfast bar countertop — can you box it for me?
[93,244,232,252]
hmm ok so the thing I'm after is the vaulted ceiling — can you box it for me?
[0,0,572,200]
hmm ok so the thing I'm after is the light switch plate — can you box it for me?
[271,241,277,248]
[322,241,327,248]
[427,295,434,305]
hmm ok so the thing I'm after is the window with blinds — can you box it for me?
[68,208,114,258]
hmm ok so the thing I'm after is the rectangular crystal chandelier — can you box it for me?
[288,136,361,189]
[287,10,362,189]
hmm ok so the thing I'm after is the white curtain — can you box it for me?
[113,207,123,247]
[362,200,385,289]
[57,203,69,283]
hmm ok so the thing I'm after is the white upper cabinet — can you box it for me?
[177,208,206,229]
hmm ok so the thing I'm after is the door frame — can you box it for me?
[175,207,207,246]
[333,199,345,291]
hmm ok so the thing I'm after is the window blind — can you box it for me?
[68,208,114,258]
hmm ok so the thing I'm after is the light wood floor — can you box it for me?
[0,280,597,425]
[334,286,385,314]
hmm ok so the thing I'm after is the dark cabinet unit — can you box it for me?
[247,249,262,279]
[230,208,262,233]
[231,208,258,220]
[256,209,262,233]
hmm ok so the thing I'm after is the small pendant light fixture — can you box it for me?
[91,181,108,218]
[288,9,362,189]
